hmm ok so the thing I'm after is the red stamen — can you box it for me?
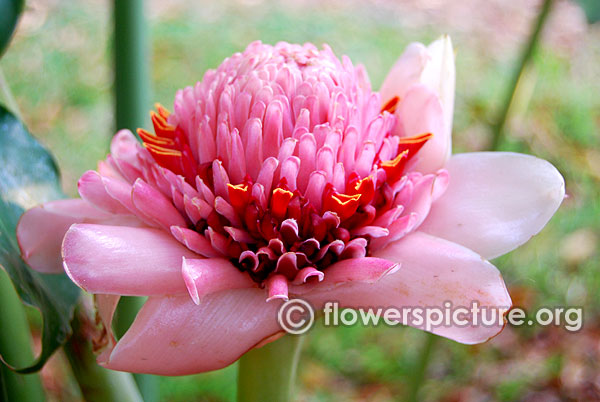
[380,149,409,183]
[227,183,251,210]
[271,188,294,221]
[397,132,433,156]
[349,176,375,206]
[154,103,171,119]
[323,189,361,221]
[151,111,177,139]
[137,128,175,148]
[381,96,400,114]
[144,143,184,175]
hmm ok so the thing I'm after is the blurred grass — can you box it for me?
[1,0,599,400]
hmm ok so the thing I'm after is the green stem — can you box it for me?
[63,304,143,402]
[113,1,156,399]
[237,335,305,402]
[490,0,554,150]
[407,332,437,402]
[0,67,21,118]
[0,270,45,401]
[114,0,150,132]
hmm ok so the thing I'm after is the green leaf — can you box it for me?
[577,0,600,23]
[0,0,24,58]
[0,104,80,373]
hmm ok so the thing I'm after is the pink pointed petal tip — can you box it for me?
[295,257,399,296]
[181,257,256,305]
[421,152,566,259]
[292,267,324,285]
[132,179,187,229]
[62,224,196,296]
[265,274,289,302]
[171,226,222,258]
[77,170,131,215]
[326,257,400,285]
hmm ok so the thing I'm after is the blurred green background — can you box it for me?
[1,0,599,400]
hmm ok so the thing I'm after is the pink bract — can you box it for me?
[17,38,565,375]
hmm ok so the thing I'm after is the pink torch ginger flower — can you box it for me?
[17,38,564,375]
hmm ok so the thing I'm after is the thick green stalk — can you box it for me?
[114,0,150,132]
[0,270,45,401]
[237,335,305,402]
[64,305,143,402]
[407,332,437,402]
[490,0,554,150]
[113,0,156,399]
[0,67,21,118]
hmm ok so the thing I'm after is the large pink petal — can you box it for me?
[16,199,140,273]
[63,224,197,295]
[395,84,449,174]
[100,288,283,375]
[306,232,511,344]
[420,152,565,259]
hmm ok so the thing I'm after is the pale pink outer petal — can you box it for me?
[181,258,256,304]
[421,35,455,142]
[306,232,512,344]
[395,84,448,174]
[420,152,565,260]
[100,289,284,375]
[381,36,455,174]
[379,42,429,104]
[62,224,197,296]
[16,199,141,273]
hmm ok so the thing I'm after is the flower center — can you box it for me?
[137,104,431,284]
